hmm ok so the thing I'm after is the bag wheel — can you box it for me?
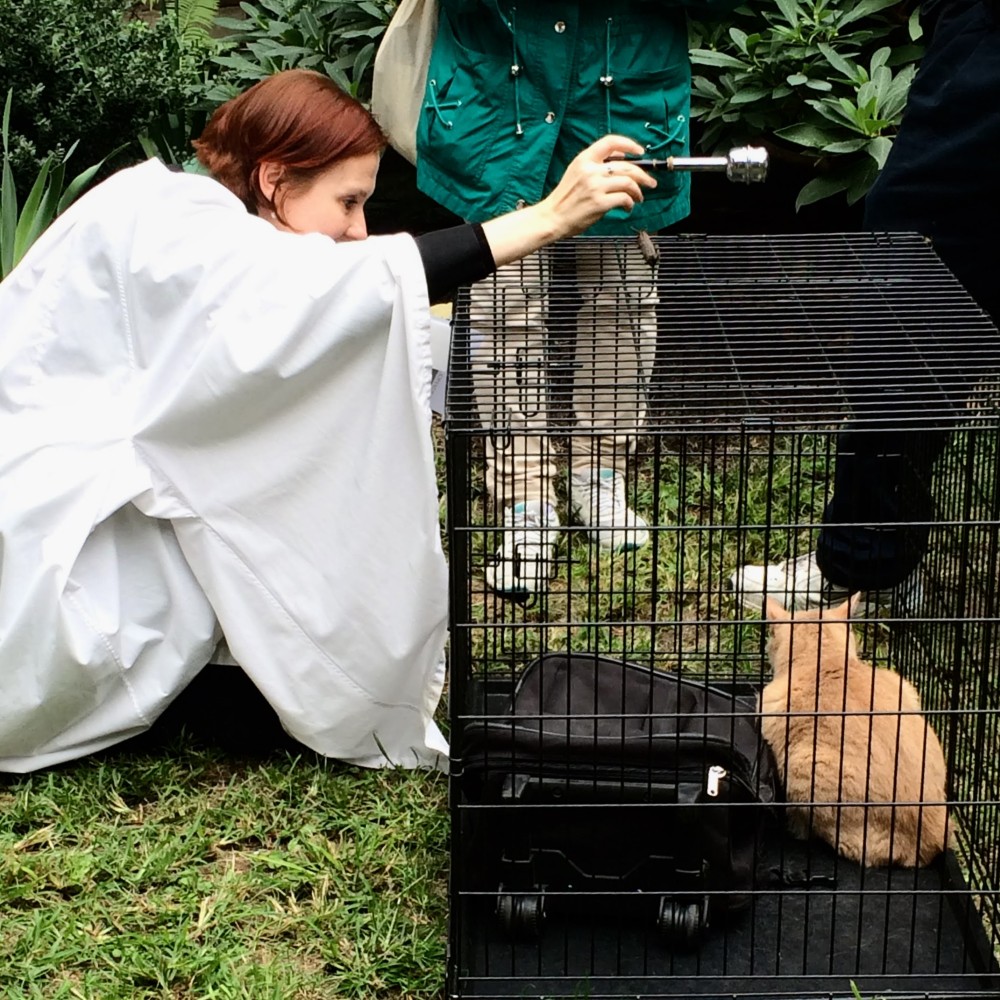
[496,889,545,939]
[657,897,704,948]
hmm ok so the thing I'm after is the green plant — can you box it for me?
[0,91,114,280]
[849,980,888,1000]
[207,0,397,103]
[137,1,226,164]
[0,0,221,193]
[160,0,221,43]
[688,0,924,209]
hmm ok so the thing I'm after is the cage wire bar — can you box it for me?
[443,232,1000,999]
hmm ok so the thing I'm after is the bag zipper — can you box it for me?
[706,764,727,798]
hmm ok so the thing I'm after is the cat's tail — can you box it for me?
[940,807,961,858]
[917,802,954,866]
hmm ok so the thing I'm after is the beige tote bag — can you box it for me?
[372,0,439,165]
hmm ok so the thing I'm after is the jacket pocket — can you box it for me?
[608,62,690,156]
[420,25,506,185]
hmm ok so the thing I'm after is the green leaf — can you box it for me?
[774,123,835,149]
[1,156,16,278]
[881,63,917,121]
[1,88,10,157]
[141,135,165,162]
[821,138,868,154]
[774,0,802,29]
[888,43,925,67]
[12,157,54,264]
[817,43,861,82]
[325,64,353,93]
[846,158,880,204]
[908,7,923,41]
[807,98,865,131]
[795,173,850,210]
[729,27,750,54]
[689,49,748,70]
[57,159,108,216]
[692,76,724,100]
[353,41,376,84]
[836,0,899,28]
[870,64,892,113]
[300,8,321,41]
[786,73,809,86]
[870,46,891,72]
[729,88,772,105]
[865,134,893,170]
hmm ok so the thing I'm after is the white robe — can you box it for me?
[0,158,449,772]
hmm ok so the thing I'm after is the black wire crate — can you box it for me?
[443,233,1000,999]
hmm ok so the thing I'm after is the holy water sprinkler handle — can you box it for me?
[622,146,769,184]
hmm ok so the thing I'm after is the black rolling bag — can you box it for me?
[459,653,777,947]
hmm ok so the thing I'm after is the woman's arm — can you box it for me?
[480,134,655,267]
[412,135,654,300]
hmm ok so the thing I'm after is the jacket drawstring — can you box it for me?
[600,14,683,154]
[600,18,614,136]
[505,6,524,136]
[425,79,461,129]
[645,116,686,154]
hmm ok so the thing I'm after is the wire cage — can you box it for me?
[443,233,1000,999]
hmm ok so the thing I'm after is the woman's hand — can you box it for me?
[480,135,656,268]
[538,134,657,240]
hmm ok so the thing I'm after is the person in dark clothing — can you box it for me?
[732,0,1000,611]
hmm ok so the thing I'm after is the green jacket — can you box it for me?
[415,0,740,235]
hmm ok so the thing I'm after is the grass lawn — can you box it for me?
[0,731,449,999]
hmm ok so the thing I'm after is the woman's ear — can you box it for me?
[257,161,283,204]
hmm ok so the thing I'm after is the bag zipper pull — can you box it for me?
[706,765,727,798]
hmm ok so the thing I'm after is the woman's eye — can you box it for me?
[342,198,359,211]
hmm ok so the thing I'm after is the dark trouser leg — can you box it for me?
[819,2,1000,592]
[815,426,950,592]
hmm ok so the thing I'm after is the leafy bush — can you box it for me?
[1,91,118,279]
[207,0,396,103]
[0,0,219,191]
[688,0,924,208]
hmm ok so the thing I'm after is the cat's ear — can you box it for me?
[764,596,790,622]
[826,593,860,619]
[820,594,856,621]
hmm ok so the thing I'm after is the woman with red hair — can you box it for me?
[0,70,653,773]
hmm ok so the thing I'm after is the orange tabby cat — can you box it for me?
[761,595,948,867]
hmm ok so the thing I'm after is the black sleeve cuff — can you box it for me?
[414,224,496,304]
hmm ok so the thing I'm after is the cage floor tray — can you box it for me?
[453,829,999,999]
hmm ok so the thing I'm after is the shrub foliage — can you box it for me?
[688,0,924,207]
[0,0,215,188]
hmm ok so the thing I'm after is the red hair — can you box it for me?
[193,69,387,220]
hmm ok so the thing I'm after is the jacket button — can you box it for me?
[545,112,556,124]
[554,21,566,32]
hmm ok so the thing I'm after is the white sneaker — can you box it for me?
[486,500,560,597]
[729,551,924,616]
[569,468,649,552]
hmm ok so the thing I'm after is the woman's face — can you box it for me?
[260,153,380,241]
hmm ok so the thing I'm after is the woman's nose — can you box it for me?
[345,212,368,241]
